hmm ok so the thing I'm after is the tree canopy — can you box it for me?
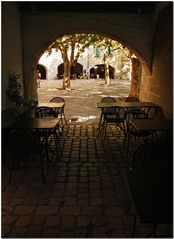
[46,34,130,89]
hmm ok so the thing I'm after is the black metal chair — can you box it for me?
[125,96,139,102]
[98,96,116,130]
[126,142,172,237]
[101,106,126,139]
[8,129,46,182]
[50,97,67,127]
[123,108,156,159]
[139,106,158,119]
[155,131,173,169]
[35,106,57,118]
[35,106,61,160]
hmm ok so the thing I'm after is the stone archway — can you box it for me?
[36,64,47,79]
[27,31,150,102]
[57,62,83,79]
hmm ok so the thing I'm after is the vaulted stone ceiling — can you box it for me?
[18,1,156,14]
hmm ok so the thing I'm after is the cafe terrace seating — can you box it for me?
[126,140,172,237]
[8,128,46,182]
[50,97,67,127]
[123,106,158,159]
[98,96,116,130]
[101,106,126,139]
[35,106,58,118]
[35,106,62,159]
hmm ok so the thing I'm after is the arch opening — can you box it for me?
[29,31,151,122]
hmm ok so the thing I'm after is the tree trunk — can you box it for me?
[105,63,110,85]
[104,54,110,85]
[130,57,141,97]
[62,59,71,90]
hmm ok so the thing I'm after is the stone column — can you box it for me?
[129,57,141,98]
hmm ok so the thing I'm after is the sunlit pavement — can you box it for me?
[38,78,131,123]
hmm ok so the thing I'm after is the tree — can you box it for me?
[47,34,101,90]
[95,38,130,85]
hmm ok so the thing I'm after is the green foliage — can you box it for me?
[46,33,131,86]
[5,72,23,105]
[47,34,102,62]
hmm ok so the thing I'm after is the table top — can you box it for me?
[97,101,158,108]
[12,118,60,130]
[125,169,172,224]
[130,118,173,131]
[38,102,64,108]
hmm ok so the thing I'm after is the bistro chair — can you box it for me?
[101,106,126,139]
[155,131,173,169]
[98,96,116,130]
[126,142,172,238]
[35,106,61,160]
[125,96,139,102]
[140,106,158,119]
[50,97,67,127]
[8,128,46,182]
[126,142,160,216]
[35,106,57,118]
[131,143,159,170]
[123,108,156,159]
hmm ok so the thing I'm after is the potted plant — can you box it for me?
[5,72,23,106]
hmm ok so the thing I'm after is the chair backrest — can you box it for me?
[50,97,65,103]
[35,106,57,118]
[8,129,41,157]
[140,106,158,119]
[101,97,116,102]
[101,97,116,114]
[50,97,65,114]
[124,108,148,135]
[125,96,139,102]
[104,106,126,131]
[157,131,173,160]
[131,143,159,169]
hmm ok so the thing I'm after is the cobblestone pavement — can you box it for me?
[2,123,172,238]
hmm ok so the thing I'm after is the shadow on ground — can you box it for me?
[38,79,131,124]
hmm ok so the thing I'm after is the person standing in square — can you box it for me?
[36,70,41,88]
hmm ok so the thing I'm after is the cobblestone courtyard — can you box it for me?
[38,78,131,123]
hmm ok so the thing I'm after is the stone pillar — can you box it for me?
[129,57,141,98]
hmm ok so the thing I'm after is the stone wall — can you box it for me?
[2,2,23,110]
[22,12,154,99]
[2,3,173,117]
[140,4,173,117]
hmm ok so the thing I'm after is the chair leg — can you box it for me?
[132,214,137,238]
[126,200,132,215]
[122,134,127,152]
[9,159,14,183]
[98,113,103,129]
[153,223,158,237]
[126,135,130,160]
[63,113,67,126]
[9,156,19,183]
[53,132,61,159]
[40,155,45,183]
[104,123,108,140]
